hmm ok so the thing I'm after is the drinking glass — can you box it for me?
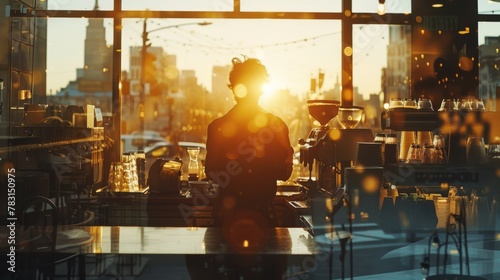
[417,131,432,146]
[406,143,423,163]
[457,99,471,111]
[374,133,386,143]
[422,144,435,164]
[121,162,134,192]
[400,131,415,161]
[433,146,448,164]
[417,98,433,111]
[385,133,398,144]
[432,134,448,162]
[122,153,139,191]
[432,134,446,148]
[487,142,500,159]
[108,162,123,192]
[438,99,457,112]
[403,98,417,109]
[389,98,403,109]
[470,99,485,112]
[187,147,201,181]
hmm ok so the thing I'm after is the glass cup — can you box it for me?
[432,134,446,148]
[417,131,433,146]
[422,144,435,164]
[487,142,500,159]
[470,99,485,112]
[466,137,486,164]
[122,153,139,191]
[187,147,201,181]
[400,131,415,161]
[417,98,433,111]
[406,143,423,163]
[385,133,398,144]
[121,162,134,192]
[457,99,471,111]
[374,133,386,143]
[108,162,123,192]
[433,146,448,164]
[438,99,457,112]
[403,98,417,109]
[389,98,404,109]
[18,90,26,101]
[432,134,448,163]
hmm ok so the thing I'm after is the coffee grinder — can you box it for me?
[298,99,340,193]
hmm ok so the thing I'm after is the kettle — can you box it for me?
[148,158,183,195]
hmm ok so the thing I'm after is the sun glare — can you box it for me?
[262,82,276,99]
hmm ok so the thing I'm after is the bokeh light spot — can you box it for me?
[234,84,247,99]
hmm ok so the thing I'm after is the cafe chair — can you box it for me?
[19,195,59,279]
[19,195,82,280]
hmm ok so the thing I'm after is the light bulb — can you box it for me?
[377,3,386,15]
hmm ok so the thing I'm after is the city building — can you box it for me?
[2,1,500,279]
[47,2,113,113]
[479,36,500,111]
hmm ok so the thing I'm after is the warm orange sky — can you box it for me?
[45,0,500,99]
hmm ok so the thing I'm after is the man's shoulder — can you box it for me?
[208,115,225,126]
[259,109,287,128]
[258,108,283,121]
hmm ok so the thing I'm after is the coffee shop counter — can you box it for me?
[93,184,306,227]
[16,225,316,256]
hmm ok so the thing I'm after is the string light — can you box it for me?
[120,20,385,95]
[377,0,386,15]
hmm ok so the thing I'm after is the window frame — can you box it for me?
[8,0,500,160]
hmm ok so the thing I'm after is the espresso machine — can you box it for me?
[298,100,375,194]
[298,100,382,279]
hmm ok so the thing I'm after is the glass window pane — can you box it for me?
[45,18,114,112]
[20,43,33,72]
[241,0,340,12]
[478,22,500,111]
[478,0,500,14]
[11,41,20,70]
[353,24,411,127]
[11,17,33,44]
[46,0,114,10]
[121,18,341,148]
[352,0,411,14]
[122,0,233,11]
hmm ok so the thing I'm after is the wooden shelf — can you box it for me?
[383,162,500,189]
[0,136,104,155]
[380,110,500,146]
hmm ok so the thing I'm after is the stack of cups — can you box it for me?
[417,131,433,146]
[122,152,139,192]
[385,133,399,165]
[417,131,433,163]
[108,162,123,192]
[400,131,415,162]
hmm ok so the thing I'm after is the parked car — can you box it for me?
[121,133,166,153]
[132,130,164,138]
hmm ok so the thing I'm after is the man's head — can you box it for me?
[227,56,269,103]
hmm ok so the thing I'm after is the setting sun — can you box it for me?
[262,81,276,99]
